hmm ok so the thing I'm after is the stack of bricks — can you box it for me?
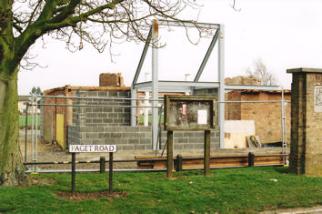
[99,73,124,87]
[224,76,261,86]
[288,68,322,176]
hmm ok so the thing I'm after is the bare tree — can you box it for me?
[0,0,205,186]
[246,58,276,86]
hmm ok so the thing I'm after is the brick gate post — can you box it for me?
[288,68,322,176]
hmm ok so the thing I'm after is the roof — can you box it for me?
[44,85,130,95]
[287,68,322,73]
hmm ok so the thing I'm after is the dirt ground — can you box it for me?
[19,130,139,171]
[19,129,287,172]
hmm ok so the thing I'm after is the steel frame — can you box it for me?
[131,20,279,150]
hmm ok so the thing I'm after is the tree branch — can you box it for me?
[49,0,125,29]
[51,0,81,23]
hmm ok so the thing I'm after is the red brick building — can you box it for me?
[225,90,291,144]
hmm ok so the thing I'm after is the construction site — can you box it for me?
[18,20,292,173]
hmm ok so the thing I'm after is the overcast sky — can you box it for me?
[18,0,322,94]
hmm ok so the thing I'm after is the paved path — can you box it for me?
[261,206,322,214]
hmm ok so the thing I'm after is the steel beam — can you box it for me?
[158,19,220,29]
[132,27,153,87]
[134,81,220,91]
[194,30,220,82]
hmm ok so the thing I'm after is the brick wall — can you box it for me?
[193,88,291,144]
[225,91,241,120]
[289,69,322,176]
[239,92,291,144]
[224,91,291,144]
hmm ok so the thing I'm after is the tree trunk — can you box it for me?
[0,71,26,185]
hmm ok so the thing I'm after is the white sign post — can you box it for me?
[69,144,117,194]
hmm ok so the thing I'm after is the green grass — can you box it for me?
[19,115,40,128]
[1,167,322,213]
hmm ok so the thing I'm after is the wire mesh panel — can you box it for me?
[18,93,289,172]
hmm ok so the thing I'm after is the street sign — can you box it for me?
[69,145,116,153]
[69,144,117,194]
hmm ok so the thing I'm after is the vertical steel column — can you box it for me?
[130,87,137,127]
[218,25,225,149]
[152,19,159,150]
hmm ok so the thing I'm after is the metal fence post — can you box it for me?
[167,130,174,178]
[248,152,255,167]
[24,103,29,163]
[31,96,36,172]
[109,152,113,194]
[175,154,183,172]
[71,153,76,193]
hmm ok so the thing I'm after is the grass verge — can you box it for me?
[1,167,322,213]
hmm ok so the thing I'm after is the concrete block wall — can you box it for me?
[67,88,220,153]
[68,126,219,152]
[73,90,131,127]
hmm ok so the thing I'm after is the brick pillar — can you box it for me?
[288,68,322,176]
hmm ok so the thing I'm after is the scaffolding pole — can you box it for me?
[130,88,137,127]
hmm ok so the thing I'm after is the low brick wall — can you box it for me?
[68,126,219,153]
